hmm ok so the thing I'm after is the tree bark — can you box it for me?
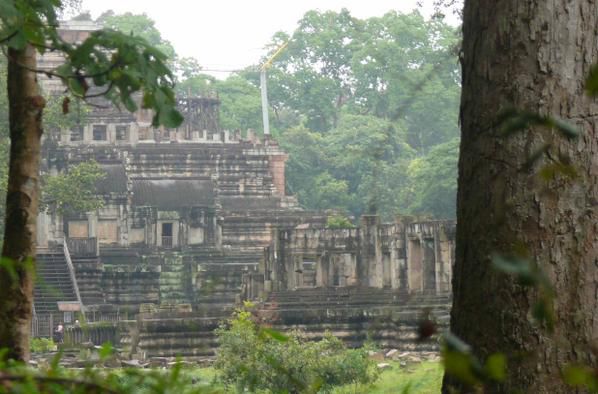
[0,44,45,362]
[445,1,598,392]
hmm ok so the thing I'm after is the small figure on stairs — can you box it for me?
[53,324,64,344]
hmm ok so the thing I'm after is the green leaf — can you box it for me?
[539,162,578,181]
[553,118,580,138]
[563,365,595,388]
[586,65,598,96]
[532,298,555,332]
[261,328,289,342]
[0,257,17,281]
[491,255,537,285]
[442,350,480,386]
[485,353,507,382]
[443,332,472,354]
[99,342,113,360]
[68,77,87,96]
[497,108,579,139]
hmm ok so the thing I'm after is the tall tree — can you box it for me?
[96,11,176,60]
[446,1,598,392]
[0,1,181,362]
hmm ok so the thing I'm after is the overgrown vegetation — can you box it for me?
[41,161,106,215]
[325,214,355,229]
[333,361,442,394]
[30,338,56,354]
[0,350,218,393]
[215,306,379,393]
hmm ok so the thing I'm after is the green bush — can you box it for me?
[215,308,378,393]
[0,349,217,393]
[30,338,56,353]
[325,215,355,229]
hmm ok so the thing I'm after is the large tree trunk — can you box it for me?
[0,44,45,362]
[445,1,598,392]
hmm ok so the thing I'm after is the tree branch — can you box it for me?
[2,46,122,80]
[0,31,18,44]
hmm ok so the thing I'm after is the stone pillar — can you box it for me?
[407,237,423,293]
[36,211,49,247]
[294,256,303,288]
[129,124,139,144]
[344,253,358,286]
[360,215,382,288]
[434,225,442,294]
[268,154,288,196]
[83,124,92,142]
[87,212,97,238]
[62,128,71,143]
[390,240,399,289]
[423,238,436,292]
[316,253,329,287]
[107,124,116,143]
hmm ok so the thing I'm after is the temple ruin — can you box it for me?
[32,20,456,359]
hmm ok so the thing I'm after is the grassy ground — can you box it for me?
[333,361,443,394]
[197,361,443,393]
[191,362,443,393]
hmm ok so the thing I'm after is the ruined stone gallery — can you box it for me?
[33,20,455,359]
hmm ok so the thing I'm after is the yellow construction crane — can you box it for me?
[260,41,288,136]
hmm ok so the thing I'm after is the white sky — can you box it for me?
[80,0,456,75]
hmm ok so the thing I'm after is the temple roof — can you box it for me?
[131,179,215,209]
[97,165,128,194]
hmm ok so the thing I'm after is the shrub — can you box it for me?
[30,338,56,353]
[215,308,378,393]
[325,215,355,229]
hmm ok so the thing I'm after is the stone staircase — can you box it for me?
[99,248,160,314]
[70,255,105,306]
[133,303,235,360]
[159,253,193,304]
[192,247,260,308]
[34,251,79,314]
[257,287,452,351]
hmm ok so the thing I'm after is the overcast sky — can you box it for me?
[80,1,456,75]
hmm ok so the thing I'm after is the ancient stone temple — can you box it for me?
[32,20,456,359]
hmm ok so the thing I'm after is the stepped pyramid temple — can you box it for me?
[33,20,456,359]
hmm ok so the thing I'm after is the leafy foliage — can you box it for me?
[250,10,461,219]
[30,338,56,354]
[215,308,378,393]
[1,2,183,129]
[326,214,355,229]
[41,161,106,215]
[96,11,177,61]
[400,138,459,219]
[0,350,219,393]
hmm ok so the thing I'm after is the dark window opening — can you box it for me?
[70,125,83,141]
[333,265,340,286]
[116,125,128,141]
[161,222,174,248]
[93,125,107,141]
[162,223,173,237]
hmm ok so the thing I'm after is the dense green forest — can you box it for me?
[91,9,461,220]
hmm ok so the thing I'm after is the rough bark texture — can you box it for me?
[0,44,45,361]
[445,1,598,393]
